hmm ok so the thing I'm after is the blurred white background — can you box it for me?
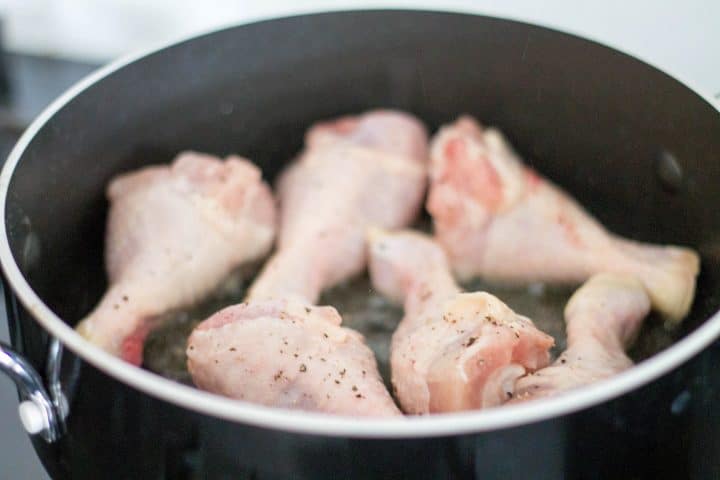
[0,0,718,94]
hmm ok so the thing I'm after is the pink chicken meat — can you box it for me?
[247,110,428,302]
[427,116,699,324]
[188,110,429,416]
[513,273,650,401]
[188,299,400,416]
[367,229,554,414]
[76,152,276,365]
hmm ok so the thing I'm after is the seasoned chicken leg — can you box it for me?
[189,110,428,415]
[512,273,650,402]
[187,299,400,416]
[367,229,554,414]
[77,152,276,365]
[428,116,699,324]
[248,109,428,302]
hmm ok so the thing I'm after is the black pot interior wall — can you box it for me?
[5,11,720,343]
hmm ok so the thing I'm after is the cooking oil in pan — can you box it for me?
[144,270,675,388]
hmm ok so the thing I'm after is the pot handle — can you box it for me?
[0,338,65,442]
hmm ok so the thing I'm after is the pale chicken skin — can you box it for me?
[513,273,651,402]
[248,109,428,302]
[76,152,276,365]
[189,110,429,416]
[427,116,699,324]
[367,229,554,414]
[187,300,400,416]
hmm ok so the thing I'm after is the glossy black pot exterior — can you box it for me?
[4,10,720,479]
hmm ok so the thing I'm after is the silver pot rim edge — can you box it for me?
[0,8,718,439]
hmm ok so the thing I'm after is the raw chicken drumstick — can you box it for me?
[427,116,699,324]
[247,109,428,302]
[76,152,276,365]
[512,273,650,402]
[188,299,401,416]
[188,110,429,416]
[367,229,554,414]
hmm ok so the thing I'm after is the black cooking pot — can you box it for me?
[1,10,719,480]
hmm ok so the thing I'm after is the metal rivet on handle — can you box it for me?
[18,400,49,434]
[670,390,692,415]
[656,150,684,193]
[21,231,41,272]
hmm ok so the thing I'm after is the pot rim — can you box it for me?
[1,8,718,439]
